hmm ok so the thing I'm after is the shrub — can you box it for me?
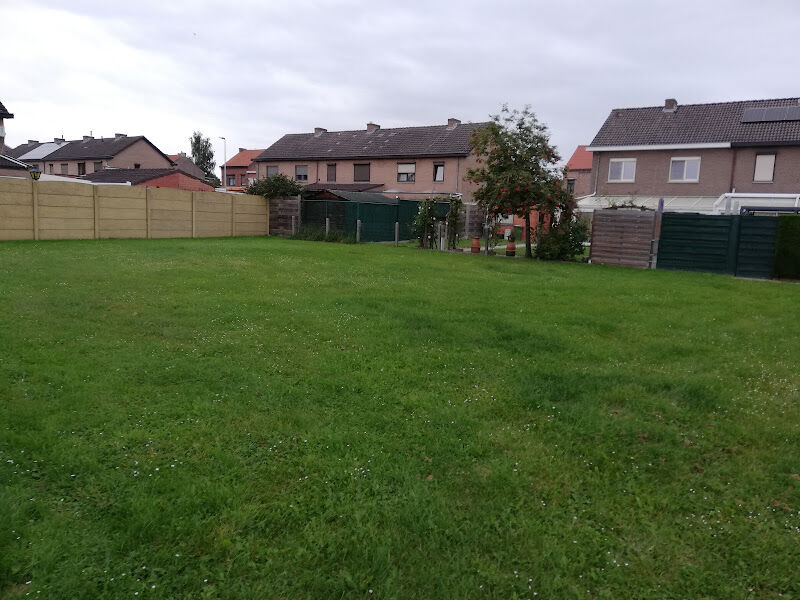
[247,174,303,199]
[534,216,589,261]
[774,215,800,279]
[412,199,437,248]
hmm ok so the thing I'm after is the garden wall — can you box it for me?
[589,209,660,268]
[0,178,268,241]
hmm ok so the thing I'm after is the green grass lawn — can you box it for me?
[1,237,798,599]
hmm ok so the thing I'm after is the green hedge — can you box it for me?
[773,215,800,279]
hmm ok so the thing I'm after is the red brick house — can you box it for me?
[81,168,214,191]
[252,119,488,203]
[221,148,263,191]
[565,145,593,198]
[579,97,800,213]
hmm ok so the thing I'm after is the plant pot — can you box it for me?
[471,237,481,254]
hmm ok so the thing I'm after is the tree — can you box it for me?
[246,173,302,199]
[466,105,573,258]
[190,131,216,182]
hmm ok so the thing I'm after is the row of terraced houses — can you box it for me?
[3,96,800,214]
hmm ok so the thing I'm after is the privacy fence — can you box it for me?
[0,178,268,241]
[295,198,484,242]
[589,209,799,279]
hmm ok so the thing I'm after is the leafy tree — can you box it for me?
[246,173,303,199]
[190,131,216,181]
[467,105,578,258]
[412,199,437,248]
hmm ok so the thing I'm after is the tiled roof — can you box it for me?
[303,182,384,192]
[255,122,489,162]
[590,98,800,147]
[0,101,13,119]
[168,154,206,179]
[566,145,592,170]
[10,135,172,163]
[81,168,205,185]
[224,149,264,168]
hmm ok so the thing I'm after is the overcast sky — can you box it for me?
[3,0,799,169]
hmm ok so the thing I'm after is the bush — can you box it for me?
[534,216,589,261]
[412,199,437,248]
[290,225,356,244]
[247,174,303,199]
[774,215,800,279]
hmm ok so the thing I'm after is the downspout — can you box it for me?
[728,148,737,193]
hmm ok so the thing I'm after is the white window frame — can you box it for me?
[607,158,636,183]
[266,165,278,177]
[295,165,308,182]
[753,153,776,183]
[668,156,701,183]
[433,162,445,182]
[397,162,415,183]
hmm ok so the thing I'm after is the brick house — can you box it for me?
[221,148,264,191]
[9,134,173,177]
[252,119,488,203]
[167,152,207,181]
[81,168,214,191]
[565,145,593,198]
[579,97,800,213]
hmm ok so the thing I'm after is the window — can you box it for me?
[433,162,445,182]
[240,175,248,186]
[567,179,575,195]
[668,157,700,182]
[134,163,141,169]
[295,165,308,181]
[60,163,68,175]
[397,162,415,182]
[227,175,235,186]
[48,163,54,174]
[327,163,336,182]
[354,163,370,182]
[266,165,278,177]
[608,158,636,182]
[753,153,776,182]
[93,161,103,172]
[78,162,86,176]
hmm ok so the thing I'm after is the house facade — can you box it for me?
[221,148,264,191]
[580,98,800,213]
[565,145,593,198]
[10,134,173,177]
[0,100,30,178]
[252,119,488,203]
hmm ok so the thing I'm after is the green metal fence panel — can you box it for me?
[657,213,737,274]
[735,216,778,278]
[358,202,398,242]
[398,200,420,240]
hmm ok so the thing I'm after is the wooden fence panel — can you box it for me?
[590,209,658,268]
[0,178,268,241]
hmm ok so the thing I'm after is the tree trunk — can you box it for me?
[524,212,532,258]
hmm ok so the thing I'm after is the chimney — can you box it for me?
[663,98,678,113]
[114,132,126,139]
[313,127,327,137]
[366,122,380,132]
[179,151,187,157]
[447,118,461,129]
[83,135,94,141]
[54,137,64,143]
[28,139,39,144]
[239,147,246,152]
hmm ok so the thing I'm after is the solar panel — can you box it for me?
[741,105,800,123]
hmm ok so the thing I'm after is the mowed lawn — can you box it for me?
[1,238,799,599]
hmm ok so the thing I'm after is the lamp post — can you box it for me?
[28,166,41,181]
[219,136,227,189]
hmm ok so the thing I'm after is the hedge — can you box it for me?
[773,214,800,279]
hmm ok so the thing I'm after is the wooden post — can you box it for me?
[32,180,40,241]
[231,194,236,237]
[464,204,470,238]
[146,188,152,239]
[291,215,296,235]
[93,185,99,239]
[356,219,361,243]
[395,221,399,246]
[191,192,197,238]
[325,217,330,236]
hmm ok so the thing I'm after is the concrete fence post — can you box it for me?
[325,217,330,236]
[356,219,361,243]
[464,205,470,239]
[93,185,100,239]
[145,188,152,239]
[395,221,399,246]
[291,215,296,235]
[191,191,197,238]
[231,195,237,237]
[32,180,40,241]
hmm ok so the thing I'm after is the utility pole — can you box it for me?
[219,136,227,189]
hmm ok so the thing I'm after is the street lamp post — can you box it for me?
[28,166,41,181]
[219,136,227,189]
